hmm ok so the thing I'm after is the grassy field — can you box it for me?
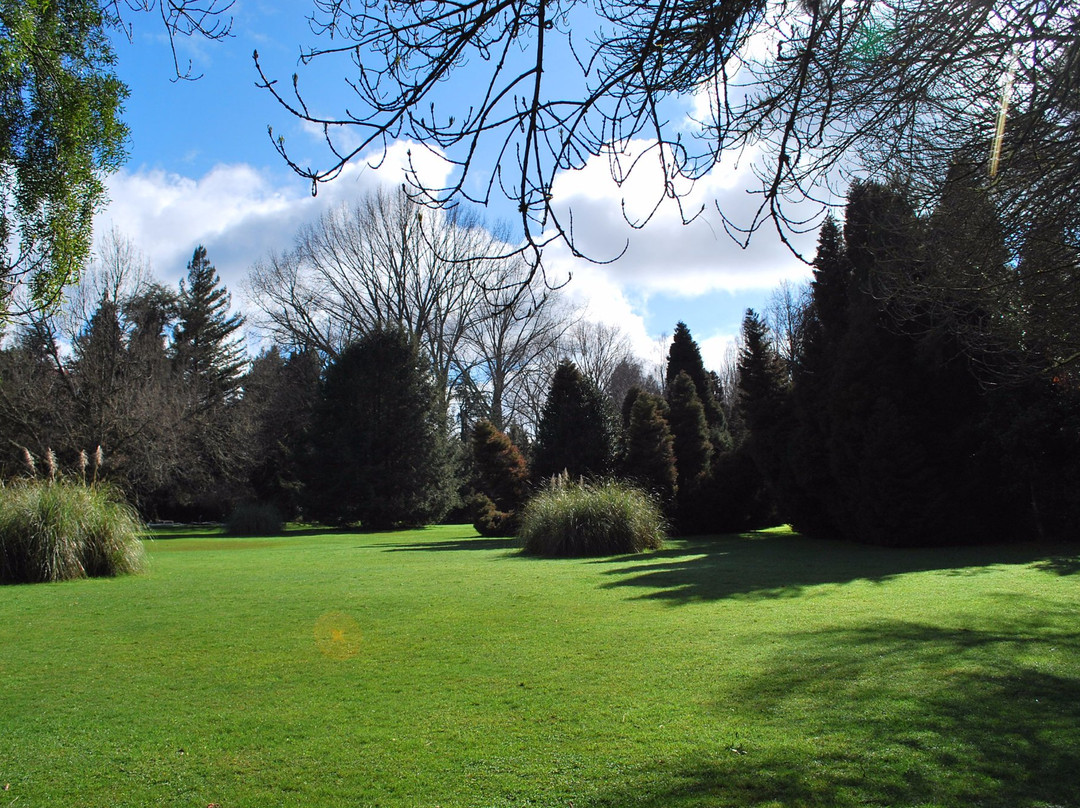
[1,524,1078,808]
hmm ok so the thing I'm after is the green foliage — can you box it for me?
[664,322,725,432]
[466,492,517,537]
[470,420,528,536]
[305,327,455,529]
[471,420,528,510]
[0,479,144,583]
[519,478,666,557]
[532,360,619,481]
[172,246,246,406]
[666,371,712,488]
[622,392,677,506]
[241,347,320,519]
[225,502,284,537]
[0,0,128,313]
[752,179,1080,546]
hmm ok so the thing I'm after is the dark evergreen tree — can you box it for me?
[622,392,676,507]
[666,370,712,522]
[305,328,454,528]
[737,310,788,437]
[784,218,847,535]
[820,181,1014,545]
[166,246,249,518]
[734,309,789,521]
[807,215,851,346]
[664,322,723,426]
[241,346,320,519]
[469,419,529,536]
[532,360,618,481]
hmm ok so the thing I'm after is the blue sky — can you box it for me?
[98,2,818,370]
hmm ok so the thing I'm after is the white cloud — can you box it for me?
[543,138,815,303]
[95,141,455,298]
[698,331,740,374]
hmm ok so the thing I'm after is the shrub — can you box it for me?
[466,493,510,537]
[226,502,284,536]
[0,480,146,584]
[519,477,666,557]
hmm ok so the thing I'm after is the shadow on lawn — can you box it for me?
[381,537,519,553]
[586,618,1080,808]
[147,526,337,541]
[598,531,1080,603]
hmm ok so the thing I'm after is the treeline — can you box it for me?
[2,180,1076,545]
[0,192,658,521]
[735,178,1080,545]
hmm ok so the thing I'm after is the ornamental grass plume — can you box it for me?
[92,446,104,486]
[21,447,36,477]
[44,449,57,483]
[0,479,145,583]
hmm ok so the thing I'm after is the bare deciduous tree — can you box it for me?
[764,279,811,378]
[248,187,569,421]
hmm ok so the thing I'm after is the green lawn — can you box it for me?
[2,525,1078,807]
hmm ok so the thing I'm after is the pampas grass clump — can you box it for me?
[519,477,666,557]
[0,480,146,584]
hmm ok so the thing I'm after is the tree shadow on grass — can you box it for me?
[598,530,1080,603]
[147,526,338,541]
[585,618,1080,807]
[380,537,519,553]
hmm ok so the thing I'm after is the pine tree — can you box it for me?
[533,360,618,481]
[664,321,732,458]
[737,310,788,436]
[807,214,851,347]
[622,392,676,506]
[165,246,248,518]
[305,328,454,528]
[665,322,722,424]
[735,308,789,522]
[173,246,246,409]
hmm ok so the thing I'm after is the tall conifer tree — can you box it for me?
[622,392,676,506]
[533,360,618,481]
[173,246,245,409]
[305,328,454,528]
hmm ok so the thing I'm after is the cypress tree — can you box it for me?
[305,327,454,528]
[667,371,712,491]
[533,360,618,481]
[664,322,723,427]
[666,370,716,533]
[622,392,676,506]
[737,309,789,438]
[734,308,790,524]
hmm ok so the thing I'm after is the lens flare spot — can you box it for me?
[314,611,361,660]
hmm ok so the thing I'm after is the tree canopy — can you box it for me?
[255,0,1079,270]
[0,0,231,318]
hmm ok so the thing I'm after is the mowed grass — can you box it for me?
[1,524,1078,808]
